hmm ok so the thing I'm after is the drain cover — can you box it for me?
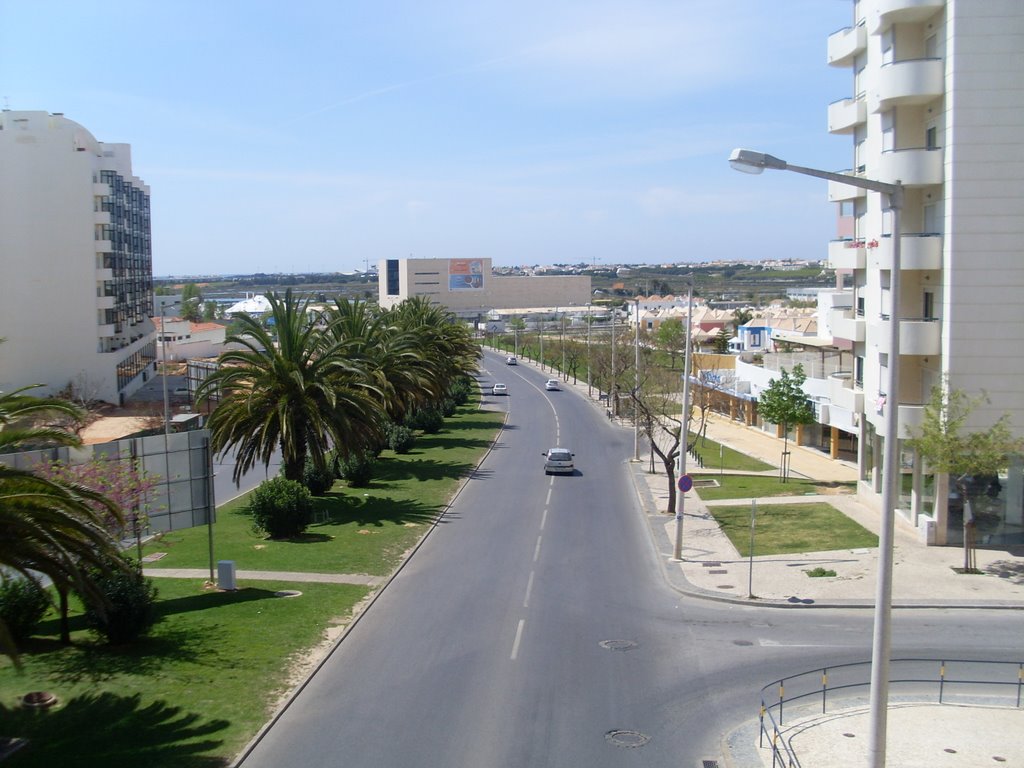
[605,730,650,748]
[598,640,638,651]
[733,639,753,646]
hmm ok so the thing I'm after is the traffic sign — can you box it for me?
[677,474,693,493]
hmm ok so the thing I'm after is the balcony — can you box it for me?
[873,58,944,110]
[877,147,943,187]
[870,0,944,34]
[829,372,864,413]
[95,239,112,253]
[828,97,867,134]
[897,404,926,439]
[827,23,867,67]
[94,210,111,226]
[93,182,110,197]
[95,268,114,282]
[827,172,868,202]
[828,239,866,270]
[869,233,942,271]
[96,295,116,310]
[830,308,866,343]
[899,318,941,356]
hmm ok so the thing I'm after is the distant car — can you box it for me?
[172,386,190,396]
[492,383,508,396]
[505,356,517,365]
[545,379,560,391]
[543,448,574,475]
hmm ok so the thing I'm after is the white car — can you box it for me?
[506,356,518,365]
[492,383,508,396]
[544,379,560,391]
[543,448,574,475]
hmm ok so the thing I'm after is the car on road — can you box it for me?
[172,386,190,396]
[544,379,560,391]
[492,383,508,396]
[543,447,574,475]
[505,356,517,365]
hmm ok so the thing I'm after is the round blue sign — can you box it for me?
[677,474,693,493]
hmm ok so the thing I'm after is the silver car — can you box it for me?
[543,448,574,475]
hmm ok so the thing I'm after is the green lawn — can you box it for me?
[0,400,505,767]
[145,409,505,576]
[688,434,773,472]
[0,579,367,767]
[691,473,856,501]
[708,502,878,556]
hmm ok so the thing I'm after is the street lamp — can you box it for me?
[674,280,694,559]
[634,297,641,460]
[730,148,903,768]
[159,300,181,437]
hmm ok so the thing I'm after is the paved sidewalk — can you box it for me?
[143,568,385,587]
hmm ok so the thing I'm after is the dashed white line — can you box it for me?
[510,619,526,660]
[540,507,548,530]
[523,570,535,608]
[545,488,552,506]
[533,535,543,562]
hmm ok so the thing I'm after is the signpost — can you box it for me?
[677,474,693,493]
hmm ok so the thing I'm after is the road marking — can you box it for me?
[758,639,858,648]
[523,570,535,607]
[540,507,548,530]
[545,488,552,506]
[510,619,526,660]
[533,535,543,562]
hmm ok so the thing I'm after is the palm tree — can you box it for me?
[0,385,125,648]
[197,290,385,484]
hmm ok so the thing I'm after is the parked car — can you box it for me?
[492,383,508,396]
[543,448,574,475]
[506,356,517,365]
[544,379,560,391]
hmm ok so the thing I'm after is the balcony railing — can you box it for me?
[827,23,867,67]
[877,146,944,187]
[828,239,866,270]
[828,96,867,134]
[870,0,944,33]
[869,233,942,270]
[830,308,866,343]
[899,317,941,356]
[827,171,868,202]
[873,58,944,110]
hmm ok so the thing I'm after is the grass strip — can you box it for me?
[707,502,878,556]
[691,473,855,501]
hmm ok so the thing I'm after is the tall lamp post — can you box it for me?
[674,281,694,557]
[634,297,641,460]
[159,299,181,437]
[730,148,903,768]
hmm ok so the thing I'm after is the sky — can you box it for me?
[1,1,854,277]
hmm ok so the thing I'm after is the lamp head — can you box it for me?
[729,148,787,174]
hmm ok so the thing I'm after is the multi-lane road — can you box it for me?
[238,349,1023,767]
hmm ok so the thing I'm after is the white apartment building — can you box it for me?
[825,1,1024,545]
[0,111,156,405]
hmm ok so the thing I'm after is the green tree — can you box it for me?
[202,300,219,321]
[906,384,1023,571]
[654,318,686,369]
[180,283,203,322]
[197,289,385,484]
[0,386,126,649]
[733,308,754,329]
[756,364,815,482]
[712,326,732,354]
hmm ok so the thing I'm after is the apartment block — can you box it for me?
[0,111,156,404]
[826,0,1024,544]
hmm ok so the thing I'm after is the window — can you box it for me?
[926,126,938,150]
[386,259,400,296]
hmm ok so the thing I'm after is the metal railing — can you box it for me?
[759,658,1024,768]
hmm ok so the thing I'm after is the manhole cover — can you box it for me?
[716,584,735,589]
[605,730,650,748]
[598,640,638,651]
[733,640,753,646]
[708,569,728,575]
[274,590,303,598]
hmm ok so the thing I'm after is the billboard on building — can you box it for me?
[448,259,484,291]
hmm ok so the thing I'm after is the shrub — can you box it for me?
[82,558,159,645]
[0,577,51,643]
[302,457,336,496]
[449,376,472,406]
[407,406,444,434]
[339,451,374,487]
[385,422,416,454]
[440,397,457,418]
[248,477,313,538]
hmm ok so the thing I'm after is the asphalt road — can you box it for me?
[237,350,1024,767]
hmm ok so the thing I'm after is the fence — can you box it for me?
[759,658,1024,767]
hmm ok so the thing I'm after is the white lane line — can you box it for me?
[510,619,526,660]
[523,570,535,608]
[540,507,548,531]
[545,488,552,506]
[533,534,543,562]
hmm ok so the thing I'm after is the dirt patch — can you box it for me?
[80,414,161,445]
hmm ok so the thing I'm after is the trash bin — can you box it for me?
[217,560,237,590]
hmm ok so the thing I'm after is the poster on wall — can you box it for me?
[449,259,484,290]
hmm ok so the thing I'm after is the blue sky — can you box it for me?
[2,1,853,277]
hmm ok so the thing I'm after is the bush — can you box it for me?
[338,451,374,487]
[82,559,158,645]
[449,376,472,406]
[440,397,457,418]
[407,406,444,434]
[385,422,416,454]
[302,457,336,496]
[0,577,51,643]
[248,477,313,538]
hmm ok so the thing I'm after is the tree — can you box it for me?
[654,318,686,369]
[180,283,203,322]
[712,326,732,354]
[202,300,219,322]
[906,383,1023,571]
[733,308,754,329]
[627,366,689,516]
[197,289,385,485]
[0,385,126,648]
[756,364,815,482]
